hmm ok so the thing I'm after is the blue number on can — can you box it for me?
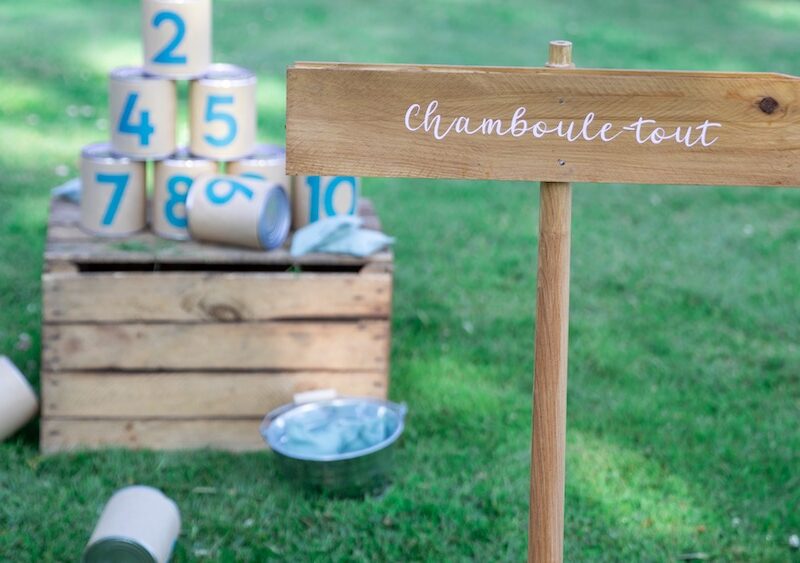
[206,178,254,205]
[204,96,237,147]
[240,172,266,181]
[152,11,187,64]
[306,176,357,222]
[118,93,155,146]
[96,173,130,226]
[165,175,192,228]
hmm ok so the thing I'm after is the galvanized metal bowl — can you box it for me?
[260,397,406,496]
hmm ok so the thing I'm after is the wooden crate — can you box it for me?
[41,197,393,453]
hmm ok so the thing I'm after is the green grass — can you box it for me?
[2,0,800,560]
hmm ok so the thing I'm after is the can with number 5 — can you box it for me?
[189,65,257,161]
[153,149,218,240]
[109,67,177,160]
[80,142,147,237]
[142,0,212,79]
[186,175,290,250]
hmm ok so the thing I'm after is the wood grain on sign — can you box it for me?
[42,371,387,417]
[43,272,391,322]
[41,418,267,452]
[287,63,800,187]
[43,321,389,371]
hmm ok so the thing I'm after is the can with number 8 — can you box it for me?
[80,142,147,237]
[142,0,212,79]
[109,67,177,160]
[186,175,290,250]
[189,65,257,161]
[153,149,218,240]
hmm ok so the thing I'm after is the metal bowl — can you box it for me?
[260,397,407,496]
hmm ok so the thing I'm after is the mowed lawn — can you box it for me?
[2,0,800,561]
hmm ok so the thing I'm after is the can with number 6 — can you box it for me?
[189,65,257,161]
[109,67,177,160]
[80,142,147,237]
[186,175,290,250]
[228,144,291,204]
[142,0,212,79]
[153,149,218,240]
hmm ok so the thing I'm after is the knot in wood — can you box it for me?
[759,97,779,114]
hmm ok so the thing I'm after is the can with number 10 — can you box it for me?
[293,175,360,229]
[186,175,290,250]
[109,67,177,160]
[142,0,212,79]
[189,65,257,161]
[153,150,218,240]
[80,142,146,237]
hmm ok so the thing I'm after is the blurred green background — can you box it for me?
[1,0,799,560]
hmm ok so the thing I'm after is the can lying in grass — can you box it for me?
[260,397,407,496]
[83,486,180,563]
[0,356,38,441]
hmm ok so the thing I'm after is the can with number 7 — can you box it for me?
[189,64,257,161]
[109,67,177,160]
[153,149,218,240]
[80,142,147,237]
[142,0,212,79]
[186,175,290,250]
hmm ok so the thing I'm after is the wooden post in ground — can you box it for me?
[529,40,574,563]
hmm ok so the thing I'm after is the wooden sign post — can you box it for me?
[285,41,800,561]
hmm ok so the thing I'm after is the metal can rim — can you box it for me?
[110,66,170,83]
[81,142,136,165]
[194,64,256,86]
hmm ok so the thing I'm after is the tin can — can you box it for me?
[228,144,290,205]
[186,175,290,250]
[293,176,360,229]
[109,67,177,160]
[189,64,256,161]
[0,357,39,441]
[80,142,147,236]
[83,486,181,563]
[142,0,212,79]
[153,149,218,240]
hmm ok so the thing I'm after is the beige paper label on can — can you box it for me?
[110,69,177,160]
[189,75,256,161]
[187,175,286,249]
[153,157,218,240]
[0,357,38,441]
[292,176,360,229]
[81,154,147,236]
[228,161,290,204]
[142,0,212,79]
[86,486,181,563]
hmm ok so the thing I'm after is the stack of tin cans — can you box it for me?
[79,0,360,250]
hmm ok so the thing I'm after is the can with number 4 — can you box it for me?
[153,149,218,240]
[80,142,147,237]
[186,175,290,250]
[293,175,360,229]
[189,65,257,161]
[109,67,177,160]
[142,0,212,79]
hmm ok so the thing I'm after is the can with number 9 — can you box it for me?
[186,175,290,250]
[189,65,257,161]
[153,149,218,240]
[292,176,360,229]
[109,67,177,160]
[80,142,146,236]
[142,0,212,79]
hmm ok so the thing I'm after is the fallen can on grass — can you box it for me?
[0,356,39,441]
[260,396,407,496]
[83,485,181,563]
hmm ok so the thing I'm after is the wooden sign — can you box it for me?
[287,62,800,187]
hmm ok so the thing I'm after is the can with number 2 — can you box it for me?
[153,149,218,240]
[189,64,257,161]
[80,142,146,237]
[142,0,212,79]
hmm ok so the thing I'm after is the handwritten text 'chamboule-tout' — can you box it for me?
[404,101,721,148]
